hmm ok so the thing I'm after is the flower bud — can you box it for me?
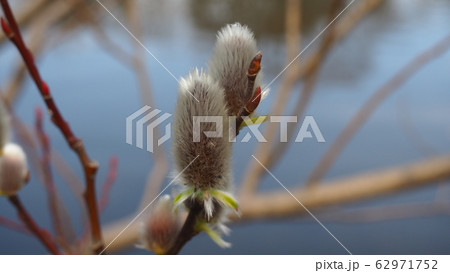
[172,69,241,220]
[0,143,29,196]
[173,69,232,193]
[208,23,262,116]
[138,195,181,254]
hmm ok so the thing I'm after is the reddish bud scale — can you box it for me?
[1,17,12,36]
[41,81,50,96]
[247,51,262,77]
[245,86,261,113]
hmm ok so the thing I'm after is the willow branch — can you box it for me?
[1,0,103,253]
[261,0,344,176]
[99,157,119,213]
[297,0,385,78]
[124,0,170,210]
[34,107,74,253]
[0,0,51,44]
[307,34,450,185]
[8,195,61,254]
[237,156,450,220]
[0,215,31,235]
[395,97,437,157]
[167,202,202,255]
[314,200,450,224]
[102,155,450,253]
[240,0,302,195]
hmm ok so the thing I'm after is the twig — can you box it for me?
[54,0,133,67]
[167,201,202,255]
[238,155,450,220]
[0,0,51,45]
[297,0,385,78]
[99,156,119,213]
[307,34,450,185]
[314,201,450,223]
[239,0,302,196]
[4,0,82,104]
[34,107,64,237]
[123,0,170,210]
[35,107,75,253]
[73,157,118,254]
[263,0,344,175]
[240,0,343,194]
[1,0,103,253]
[8,195,61,254]
[0,215,31,235]
[240,0,384,195]
[395,96,437,157]
[102,155,450,252]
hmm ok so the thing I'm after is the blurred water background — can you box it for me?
[0,0,449,254]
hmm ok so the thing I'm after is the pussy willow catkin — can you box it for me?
[208,23,262,117]
[173,69,232,193]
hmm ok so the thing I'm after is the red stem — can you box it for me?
[35,107,71,252]
[0,215,31,235]
[8,195,61,254]
[99,157,119,213]
[1,0,103,253]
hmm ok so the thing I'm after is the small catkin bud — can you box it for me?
[138,195,181,254]
[208,23,262,116]
[173,69,232,193]
[0,143,29,196]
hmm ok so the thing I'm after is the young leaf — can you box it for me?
[197,222,231,248]
[173,187,195,210]
[210,189,239,212]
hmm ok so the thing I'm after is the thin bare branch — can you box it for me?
[307,34,450,185]
[1,0,103,253]
[8,195,61,254]
[240,0,302,195]
[238,155,450,220]
[102,155,450,252]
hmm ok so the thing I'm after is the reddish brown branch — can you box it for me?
[99,157,118,213]
[1,0,103,253]
[35,107,74,252]
[167,201,202,255]
[0,215,31,235]
[8,195,61,254]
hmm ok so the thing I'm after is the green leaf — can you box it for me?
[173,187,195,210]
[197,222,231,248]
[210,189,239,212]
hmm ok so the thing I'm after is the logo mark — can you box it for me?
[126,106,171,153]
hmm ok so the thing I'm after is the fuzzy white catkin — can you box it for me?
[208,23,262,116]
[173,69,231,192]
[0,100,9,151]
[0,143,28,196]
